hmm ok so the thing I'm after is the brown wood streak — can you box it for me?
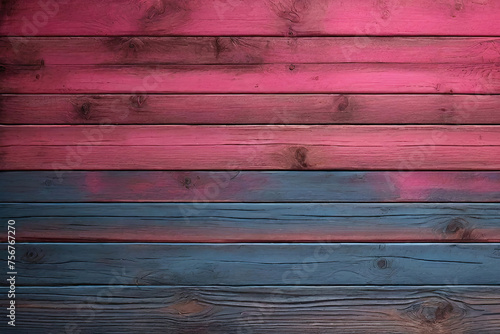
[1,37,500,65]
[7,286,500,333]
[2,94,500,125]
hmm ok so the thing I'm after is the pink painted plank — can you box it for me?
[1,0,499,36]
[1,64,499,94]
[1,125,499,170]
[2,37,500,65]
[2,94,499,125]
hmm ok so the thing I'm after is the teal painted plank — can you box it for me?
[3,243,500,286]
[3,286,500,333]
[1,203,499,242]
[1,171,499,202]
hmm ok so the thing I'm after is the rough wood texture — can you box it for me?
[2,94,500,125]
[4,286,500,333]
[2,203,499,242]
[2,0,500,331]
[2,171,499,202]
[2,125,500,170]
[1,0,499,36]
[1,64,499,94]
[3,243,500,286]
[3,37,500,65]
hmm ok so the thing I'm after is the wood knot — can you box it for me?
[287,27,296,36]
[146,1,166,20]
[445,219,465,234]
[292,147,309,169]
[407,298,456,324]
[79,102,92,119]
[124,38,145,54]
[130,95,148,109]
[444,218,474,240]
[22,247,45,263]
[213,37,230,59]
[181,177,192,189]
[271,2,301,23]
[35,74,40,80]
[165,298,210,317]
[337,95,349,112]
[375,258,389,269]
[289,64,295,71]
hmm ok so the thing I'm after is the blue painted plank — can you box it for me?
[1,171,499,202]
[3,243,500,286]
[1,203,499,242]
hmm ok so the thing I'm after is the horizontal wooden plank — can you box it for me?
[2,37,500,65]
[1,125,499,170]
[1,64,499,94]
[3,243,500,285]
[2,94,500,125]
[2,203,499,242]
[1,171,499,202]
[4,286,500,333]
[1,0,500,36]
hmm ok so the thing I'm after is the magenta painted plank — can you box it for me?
[1,125,499,170]
[4,125,500,146]
[1,94,500,125]
[2,37,500,65]
[1,64,499,94]
[1,0,500,36]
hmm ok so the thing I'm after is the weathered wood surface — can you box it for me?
[1,64,499,94]
[2,243,500,286]
[1,0,500,36]
[2,94,500,125]
[2,203,499,242]
[3,37,500,65]
[3,286,500,333]
[2,125,500,170]
[2,171,499,202]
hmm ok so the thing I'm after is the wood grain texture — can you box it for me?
[2,203,499,242]
[4,286,500,333]
[2,125,500,170]
[2,94,500,125]
[3,243,500,286]
[1,0,500,36]
[1,64,499,94]
[3,37,500,65]
[2,171,499,203]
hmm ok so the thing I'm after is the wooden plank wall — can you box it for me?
[1,0,500,332]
